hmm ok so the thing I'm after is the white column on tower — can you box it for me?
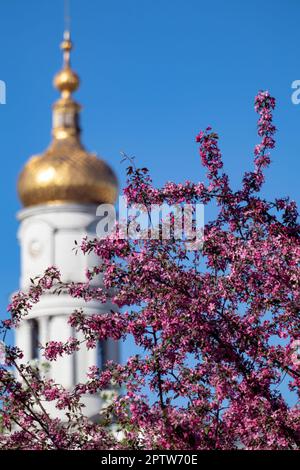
[15,203,118,419]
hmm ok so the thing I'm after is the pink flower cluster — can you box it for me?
[1,92,300,450]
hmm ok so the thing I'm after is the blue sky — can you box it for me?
[0,0,299,400]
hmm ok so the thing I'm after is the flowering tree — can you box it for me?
[1,91,300,450]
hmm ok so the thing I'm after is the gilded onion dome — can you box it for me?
[18,32,118,207]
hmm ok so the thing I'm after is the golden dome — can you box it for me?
[18,32,118,208]
[18,138,118,207]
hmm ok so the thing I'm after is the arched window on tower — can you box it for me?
[29,319,39,360]
[97,340,108,371]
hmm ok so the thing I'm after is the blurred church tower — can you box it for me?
[15,31,119,420]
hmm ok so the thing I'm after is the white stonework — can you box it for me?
[15,203,119,420]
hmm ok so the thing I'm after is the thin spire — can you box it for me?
[60,30,73,69]
[64,0,71,36]
[62,0,72,67]
[52,26,81,140]
[53,28,79,100]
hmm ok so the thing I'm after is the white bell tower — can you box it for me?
[15,31,119,420]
